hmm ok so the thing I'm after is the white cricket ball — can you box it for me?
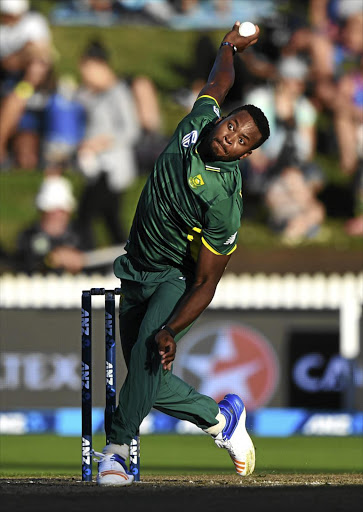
[239,22,256,37]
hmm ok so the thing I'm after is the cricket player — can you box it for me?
[94,21,270,485]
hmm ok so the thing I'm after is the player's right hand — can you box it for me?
[155,329,176,371]
[222,22,260,53]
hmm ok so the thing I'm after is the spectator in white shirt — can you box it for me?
[0,0,53,169]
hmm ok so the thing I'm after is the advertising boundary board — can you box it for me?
[0,407,362,437]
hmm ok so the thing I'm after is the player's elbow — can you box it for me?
[193,277,218,300]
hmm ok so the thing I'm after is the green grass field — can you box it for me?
[1,435,362,477]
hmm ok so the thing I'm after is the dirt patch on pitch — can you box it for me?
[138,473,363,486]
[1,473,362,487]
[1,474,362,512]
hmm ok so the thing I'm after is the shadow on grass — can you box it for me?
[1,463,357,474]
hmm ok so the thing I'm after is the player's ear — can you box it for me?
[239,151,252,160]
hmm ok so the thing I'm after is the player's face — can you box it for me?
[208,110,262,162]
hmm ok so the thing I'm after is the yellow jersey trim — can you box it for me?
[197,95,220,108]
[193,227,202,233]
[201,237,237,256]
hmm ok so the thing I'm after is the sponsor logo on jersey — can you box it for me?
[213,106,220,117]
[182,130,198,147]
[224,231,237,245]
[173,322,279,410]
[188,174,205,188]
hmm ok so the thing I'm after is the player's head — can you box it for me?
[200,104,270,162]
[228,105,270,150]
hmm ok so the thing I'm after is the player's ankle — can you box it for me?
[203,411,227,437]
[102,442,129,460]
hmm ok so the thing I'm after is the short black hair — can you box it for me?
[227,104,270,150]
[81,39,109,62]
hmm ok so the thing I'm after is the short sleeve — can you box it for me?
[181,95,221,127]
[201,198,241,256]
[24,14,51,42]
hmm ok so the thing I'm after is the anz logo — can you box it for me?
[182,130,198,148]
[105,311,112,336]
[82,362,90,389]
[82,437,91,464]
[81,308,89,335]
[106,361,114,385]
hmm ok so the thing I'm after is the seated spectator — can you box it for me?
[130,73,167,176]
[75,40,142,249]
[0,0,53,169]
[167,0,275,30]
[334,66,363,236]
[315,12,362,103]
[244,55,325,242]
[283,2,362,158]
[344,163,363,236]
[334,66,363,174]
[265,166,325,244]
[43,74,86,175]
[14,176,86,274]
[50,0,126,26]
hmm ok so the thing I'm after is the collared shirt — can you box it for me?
[114,95,243,275]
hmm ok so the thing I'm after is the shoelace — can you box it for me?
[215,437,236,457]
[92,450,105,463]
[92,450,131,476]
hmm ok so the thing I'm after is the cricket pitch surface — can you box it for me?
[1,474,362,512]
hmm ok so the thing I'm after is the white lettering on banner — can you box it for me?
[302,414,352,436]
[293,354,352,392]
[0,353,80,391]
[0,413,27,434]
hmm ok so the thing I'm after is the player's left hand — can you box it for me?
[155,330,176,371]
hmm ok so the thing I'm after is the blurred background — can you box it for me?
[0,0,362,475]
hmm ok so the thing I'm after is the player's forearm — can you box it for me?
[166,280,217,335]
[202,46,235,105]
[199,22,259,106]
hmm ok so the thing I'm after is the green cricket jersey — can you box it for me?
[114,95,243,276]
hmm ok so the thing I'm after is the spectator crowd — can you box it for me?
[0,0,362,274]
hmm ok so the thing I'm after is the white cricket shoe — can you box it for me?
[93,451,134,486]
[214,394,255,476]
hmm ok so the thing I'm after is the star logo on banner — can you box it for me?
[175,324,279,410]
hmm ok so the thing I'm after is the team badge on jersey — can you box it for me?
[224,231,237,245]
[182,130,198,147]
[188,174,205,188]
